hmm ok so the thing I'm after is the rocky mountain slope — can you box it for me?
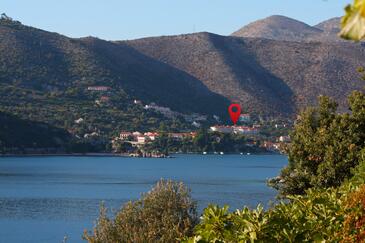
[126,32,365,115]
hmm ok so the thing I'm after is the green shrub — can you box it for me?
[187,204,269,243]
[83,179,198,243]
[187,188,346,243]
[266,188,345,242]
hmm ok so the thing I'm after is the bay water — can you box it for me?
[0,154,287,242]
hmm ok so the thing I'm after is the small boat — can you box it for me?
[203,152,207,155]
[220,152,224,155]
[240,152,243,155]
[246,153,251,155]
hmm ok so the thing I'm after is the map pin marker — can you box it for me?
[228,104,241,125]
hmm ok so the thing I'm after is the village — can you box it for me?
[111,123,290,156]
[70,86,292,156]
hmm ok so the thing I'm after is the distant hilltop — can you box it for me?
[231,15,343,42]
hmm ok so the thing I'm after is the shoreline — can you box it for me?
[0,152,129,158]
[0,151,280,157]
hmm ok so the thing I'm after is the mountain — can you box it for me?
[0,17,230,138]
[125,33,295,116]
[126,32,365,115]
[315,17,342,34]
[0,18,229,116]
[231,15,343,42]
[231,15,322,42]
[0,15,364,138]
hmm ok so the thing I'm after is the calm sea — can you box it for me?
[0,154,287,243]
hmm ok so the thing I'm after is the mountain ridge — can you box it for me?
[0,15,364,136]
[126,31,364,115]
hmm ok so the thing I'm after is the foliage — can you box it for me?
[188,205,269,243]
[112,140,134,153]
[348,149,365,186]
[340,184,365,242]
[186,149,365,243]
[191,128,261,153]
[83,179,198,243]
[341,0,365,40]
[186,187,347,243]
[0,111,71,153]
[269,92,365,196]
[143,128,266,154]
[267,188,345,242]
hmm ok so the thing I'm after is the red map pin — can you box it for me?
[228,104,241,125]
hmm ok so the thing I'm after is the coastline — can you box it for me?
[0,152,129,158]
[0,151,280,158]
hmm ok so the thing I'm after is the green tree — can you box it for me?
[269,92,365,196]
[193,128,210,152]
[84,179,198,243]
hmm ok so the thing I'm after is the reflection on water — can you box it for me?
[0,198,124,220]
[0,154,287,243]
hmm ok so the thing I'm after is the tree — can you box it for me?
[269,93,365,196]
[83,179,198,243]
[193,128,210,152]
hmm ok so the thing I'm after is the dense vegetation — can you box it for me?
[0,82,191,136]
[83,180,198,243]
[0,82,196,153]
[141,129,267,155]
[269,91,365,196]
[0,111,71,153]
[187,170,365,242]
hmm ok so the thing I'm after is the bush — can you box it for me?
[266,188,345,242]
[187,188,345,242]
[188,204,269,242]
[83,179,198,243]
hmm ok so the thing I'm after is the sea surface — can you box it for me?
[0,154,287,243]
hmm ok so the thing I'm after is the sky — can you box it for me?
[1,0,352,40]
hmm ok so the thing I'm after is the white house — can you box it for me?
[239,114,251,122]
[210,125,234,133]
[137,136,147,144]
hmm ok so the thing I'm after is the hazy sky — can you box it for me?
[2,0,352,40]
